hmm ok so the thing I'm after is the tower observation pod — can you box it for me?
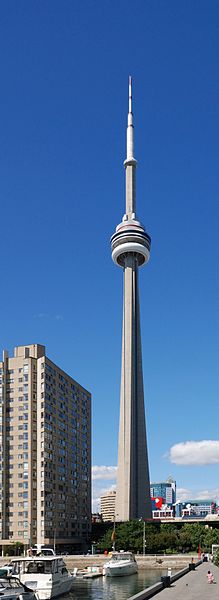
[111,77,152,521]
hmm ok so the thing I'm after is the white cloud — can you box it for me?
[176,487,219,503]
[168,440,219,465]
[92,465,117,480]
[91,464,219,512]
[33,313,64,321]
[176,487,192,502]
[196,489,218,500]
[92,483,116,513]
[92,466,117,512]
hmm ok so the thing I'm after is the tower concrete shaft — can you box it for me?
[111,78,152,521]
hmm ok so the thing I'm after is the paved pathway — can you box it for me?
[161,562,219,600]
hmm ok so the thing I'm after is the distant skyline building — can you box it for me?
[0,344,91,553]
[111,78,152,521]
[100,490,116,522]
[175,499,215,518]
[150,478,176,506]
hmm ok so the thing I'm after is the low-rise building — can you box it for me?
[176,499,215,518]
[153,508,174,519]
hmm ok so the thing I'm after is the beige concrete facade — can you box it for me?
[100,490,116,522]
[115,257,151,520]
[0,344,91,552]
[111,80,152,521]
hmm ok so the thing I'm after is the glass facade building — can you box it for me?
[150,480,176,506]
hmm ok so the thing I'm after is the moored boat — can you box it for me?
[10,556,74,600]
[0,569,36,600]
[103,551,138,577]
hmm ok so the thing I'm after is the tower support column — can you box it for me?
[115,255,151,521]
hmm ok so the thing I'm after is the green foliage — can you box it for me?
[92,521,219,554]
[203,528,219,552]
[3,542,24,556]
[213,549,219,566]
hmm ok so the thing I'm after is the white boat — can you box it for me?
[10,556,74,600]
[0,570,36,600]
[103,551,138,577]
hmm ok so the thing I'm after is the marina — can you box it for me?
[0,552,216,600]
[65,561,219,600]
[69,569,167,600]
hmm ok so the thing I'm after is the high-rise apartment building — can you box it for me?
[0,344,91,553]
[100,490,116,522]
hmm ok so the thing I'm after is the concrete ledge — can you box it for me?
[127,581,163,600]
[170,566,189,583]
[170,560,202,583]
[127,561,203,600]
[63,553,200,571]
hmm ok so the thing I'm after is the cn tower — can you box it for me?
[111,78,152,521]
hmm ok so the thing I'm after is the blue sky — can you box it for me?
[1,0,219,510]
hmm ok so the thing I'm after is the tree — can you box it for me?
[4,542,24,556]
[214,549,219,566]
[92,520,219,555]
[203,527,219,553]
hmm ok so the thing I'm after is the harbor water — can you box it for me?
[68,569,167,600]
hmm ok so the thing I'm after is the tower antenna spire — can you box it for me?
[126,75,134,161]
[129,75,132,115]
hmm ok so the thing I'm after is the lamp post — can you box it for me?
[53,528,56,555]
[111,517,116,551]
[143,520,146,556]
[28,522,32,550]
[139,518,146,556]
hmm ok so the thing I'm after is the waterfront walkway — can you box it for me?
[128,562,219,600]
[160,562,219,600]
